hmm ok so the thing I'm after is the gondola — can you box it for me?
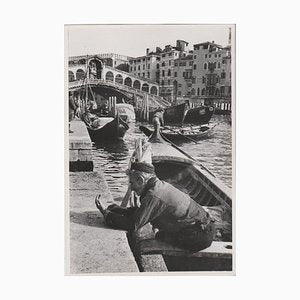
[150,103,215,125]
[184,105,215,124]
[129,118,232,271]
[82,112,129,143]
[139,123,216,143]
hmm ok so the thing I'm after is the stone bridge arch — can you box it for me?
[88,57,103,79]
[76,69,85,80]
[115,74,123,84]
[150,86,158,95]
[105,71,114,82]
[142,83,149,93]
[124,77,132,87]
[133,80,141,90]
[69,71,75,82]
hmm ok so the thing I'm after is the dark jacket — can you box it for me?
[134,177,211,233]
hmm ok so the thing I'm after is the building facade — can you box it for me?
[128,40,190,102]
[192,42,231,102]
[173,54,194,100]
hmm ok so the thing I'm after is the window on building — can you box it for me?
[143,65,145,70]
[162,62,165,67]
[162,54,166,58]
[169,60,171,66]
[221,71,226,79]
[134,66,136,71]
[183,72,185,78]
[168,79,170,85]
[161,80,164,86]
[142,73,145,77]
[162,70,165,76]
[205,54,207,58]
[143,58,145,62]
[138,66,140,70]
[156,63,159,69]
[218,62,221,69]
[148,57,150,61]
[204,62,207,70]
[169,53,172,56]
[222,59,226,64]
[194,55,197,59]
[209,54,211,58]
[175,62,178,66]
[138,73,140,76]
[167,69,171,76]
[219,54,221,57]
[202,77,206,84]
[147,72,150,78]
[183,62,186,66]
[174,72,177,77]
[130,67,132,72]
[193,64,197,70]
[178,91,181,96]
[215,54,217,58]
[148,64,150,69]
[178,83,182,87]
[213,62,216,68]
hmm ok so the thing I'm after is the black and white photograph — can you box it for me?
[2,0,300,298]
[66,24,234,275]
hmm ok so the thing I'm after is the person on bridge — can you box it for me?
[95,161,215,252]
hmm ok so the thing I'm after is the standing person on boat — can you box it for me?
[95,161,215,252]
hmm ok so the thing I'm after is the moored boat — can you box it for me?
[82,112,129,143]
[143,120,232,210]
[152,103,215,125]
[184,105,215,124]
[139,123,216,143]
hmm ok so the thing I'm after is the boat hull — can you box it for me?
[140,125,215,143]
[184,106,215,124]
[163,103,186,124]
[84,114,129,143]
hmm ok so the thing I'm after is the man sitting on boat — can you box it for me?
[95,161,215,252]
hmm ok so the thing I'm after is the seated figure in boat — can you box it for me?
[95,161,216,252]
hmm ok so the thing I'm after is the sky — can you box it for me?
[66,24,234,57]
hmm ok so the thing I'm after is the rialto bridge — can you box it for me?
[68,55,169,108]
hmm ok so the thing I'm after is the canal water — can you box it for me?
[92,115,232,201]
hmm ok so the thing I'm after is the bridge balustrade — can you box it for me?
[69,78,169,108]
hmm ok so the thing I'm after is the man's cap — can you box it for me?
[130,162,155,174]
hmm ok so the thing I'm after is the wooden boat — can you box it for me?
[150,103,215,125]
[128,118,233,271]
[184,105,215,124]
[82,112,129,143]
[139,123,216,143]
[143,120,232,209]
